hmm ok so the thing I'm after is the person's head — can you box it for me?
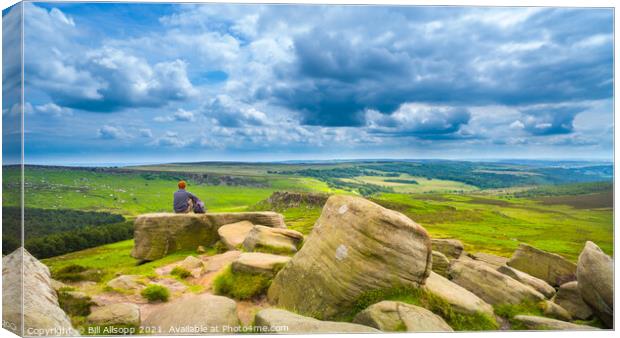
[178,180,186,189]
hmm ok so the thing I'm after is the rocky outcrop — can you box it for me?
[576,241,613,328]
[268,195,432,319]
[540,300,572,321]
[431,239,463,259]
[131,212,285,260]
[512,315,598,330]
[353,301,453,332]
[231,253,291,277]
[506,243,576,286]
[497,265,555,298]
[448,259,544,306]
[218,221,254,250]
[267,191,329,208]
[87,303,140,328]
[254,308,379,333]
[2,248,79,336]
[423,272,494,317]
[469,252,508,269]
[551,281,592,320]
[431,251,450,277]
[243,225,304,254]
[142,294,240,334]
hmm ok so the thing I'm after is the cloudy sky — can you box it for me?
[2,2,613,164]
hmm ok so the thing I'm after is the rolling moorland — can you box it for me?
[1,159,613,332]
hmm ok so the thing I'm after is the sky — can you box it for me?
[1,2,614,165]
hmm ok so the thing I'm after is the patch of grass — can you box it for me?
[140,284,170,302]
[51,264,104,282]
[58,291,94,316]
[213,265,272,300]
[348,286,498,331]
[170,266,191,279]
[493,300,545,329]
[573,318,605,329]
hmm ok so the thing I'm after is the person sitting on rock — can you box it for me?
[174,180,203,213]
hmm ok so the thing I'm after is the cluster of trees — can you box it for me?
[2,207,131,258]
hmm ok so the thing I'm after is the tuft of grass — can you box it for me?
[170,266,191,279]
[348,285,498,331]
[213,265,272,300]
[58,291,94,316]
[51,264,103,282]
[493,300,545,330]
[140,284,170,302]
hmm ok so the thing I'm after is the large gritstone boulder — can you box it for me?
[231,252,291,277]
[576,241,613,328]
[506,243,576,286]
[268,195,432,320]
[254,308,379,333]
[218,221,254,250]
[448,259,545,306]
[469,252,508,269]
[86,303,140,328]
[511,315,598,330]
[2,248,79,336]
[431,239,463,259]
[423,272,494,317]
[142,294,240,334]
[353,301,453,332]
[242,225,304,254]
[551,281,593,320]
[131,212,285,260]
[497,265,555,299]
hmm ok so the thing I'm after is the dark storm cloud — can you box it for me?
[519,105,587,136]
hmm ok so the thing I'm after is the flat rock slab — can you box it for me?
[87,303,141,327]
[2,248,79,336]
[576,241,613,328]
[469,252,508,269]
[218,221,255,250]
[552,281,593,320]
[142,294,240,335]
[243,225,304,254]
[497,265,555,299]
[353,301,453,332]
[423,271,494,317]
[448,259,544,306]
[131,212,285,260]
[268,195,432,320]
[512,315,598,330]
[507,243,576,286]
[431,239,463,259]
[231,252,291,276]
[255,308,379,333]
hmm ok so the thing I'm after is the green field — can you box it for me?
[342,174,478,193]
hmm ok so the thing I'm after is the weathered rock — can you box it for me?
[353,301,453,332]
[540,300,572,321]
[576,241,613,328]
[552,281,592,320]
[423,271,494,317]
[268,195,432,319]
[469,252,508,269]
[431,251,450,277]
[243,225,304,254]
[2,248,79,336]
[177,256,204,270]
[254,308,379,333]
[87,303,140,327]
[512,315,598,330]
[196,245,207,254]
[231,252,291,277]
[448,259,544,306]
[106,275,147,292]
[132,212,285,260]
[431,239,463,259]
[217,221,255,250]
[142,294,240,334]
[497,265,555,299]
[507,243,576,286]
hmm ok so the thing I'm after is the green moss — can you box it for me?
[573,318,605,329]
[170,266,191,279]
[140,284,170,302]
[348,285,498,331]
[58,292,94,316]
[213,265,272,300]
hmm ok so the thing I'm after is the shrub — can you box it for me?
[350,285,499,331]
[52,264,103,282]
[58,291,94,316]
[213,265,272,300]
[141,284,170,302]
[171,267,191,279]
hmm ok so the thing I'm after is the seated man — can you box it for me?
[173,180,204,213]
